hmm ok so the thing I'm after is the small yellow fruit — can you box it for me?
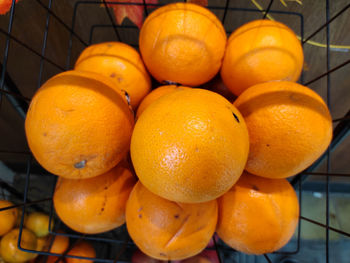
[25,212,53,237]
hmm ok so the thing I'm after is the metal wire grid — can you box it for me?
[0,0,349,262]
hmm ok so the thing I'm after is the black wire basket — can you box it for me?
[0,0,350,262]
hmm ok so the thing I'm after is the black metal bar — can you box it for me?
[37,0,53,90]
[0,178,45,213]
[302,172,350,177]
[213,235,222,263]
[304,58,350,86]
[291,109,350,186]
[0,28,65,71]
[333,116,350,122]
[0,0,16,95]
[0,0,21,117]
[17,157,32,252]
[34,0,88,47]
[102,0,121,41]
[325,1,330,261]
[303,3,350,44]
[221,0,230,25]
[263,254,272,263]
[0,88,30,103]
[0,198,52,212]
[0,62,30,118]
[143,0,148,17]
[262,0,274,19]
[300,216,350,238]
[113,236,130,263]
[88,25,138,46]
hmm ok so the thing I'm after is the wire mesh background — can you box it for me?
[0,0,350,262]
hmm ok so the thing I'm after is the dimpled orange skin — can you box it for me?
[234,81,332,178]
[126,182,218,261]
[136,85,190,119]
[217,172,299,255]
[0,200,18,236]
[139,3,226,86]
[0,228,37,262]
[131,88,249,203]
[75,41,151,109]
[53,161,136,234]
[221,19,304,96]
[25,70,134,179]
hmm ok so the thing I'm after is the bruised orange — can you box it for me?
[54,161,136,234]
[136,85,190,118]
[75,41,151,109]
[0,200,18,236]
[217,172,299,255]
[221,19,304,96]
[139,3,226,86]
[131,88,249,203]
[234,81,332,178]
[126,182,218,261]
[25,70,134,179]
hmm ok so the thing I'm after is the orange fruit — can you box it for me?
[54,161,136,234]
[217,172,299,255]
[0,228,37,262]
[25,212,52,237]
[0,200,18,236]
[139,3,226,86]
[234,81,332,178]
[131,88,249,203]
[25,70,134,179]
[126,182,218,261]
[66,241,96,263]
[48,232,69,254]
[36,236,48,251]
[136,85,190,118]
[75,41,151,109]
[46,241,96,263]
[221,19,304,96]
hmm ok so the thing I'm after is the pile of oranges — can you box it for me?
[0,202,96,263]
[3,2,333,262]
